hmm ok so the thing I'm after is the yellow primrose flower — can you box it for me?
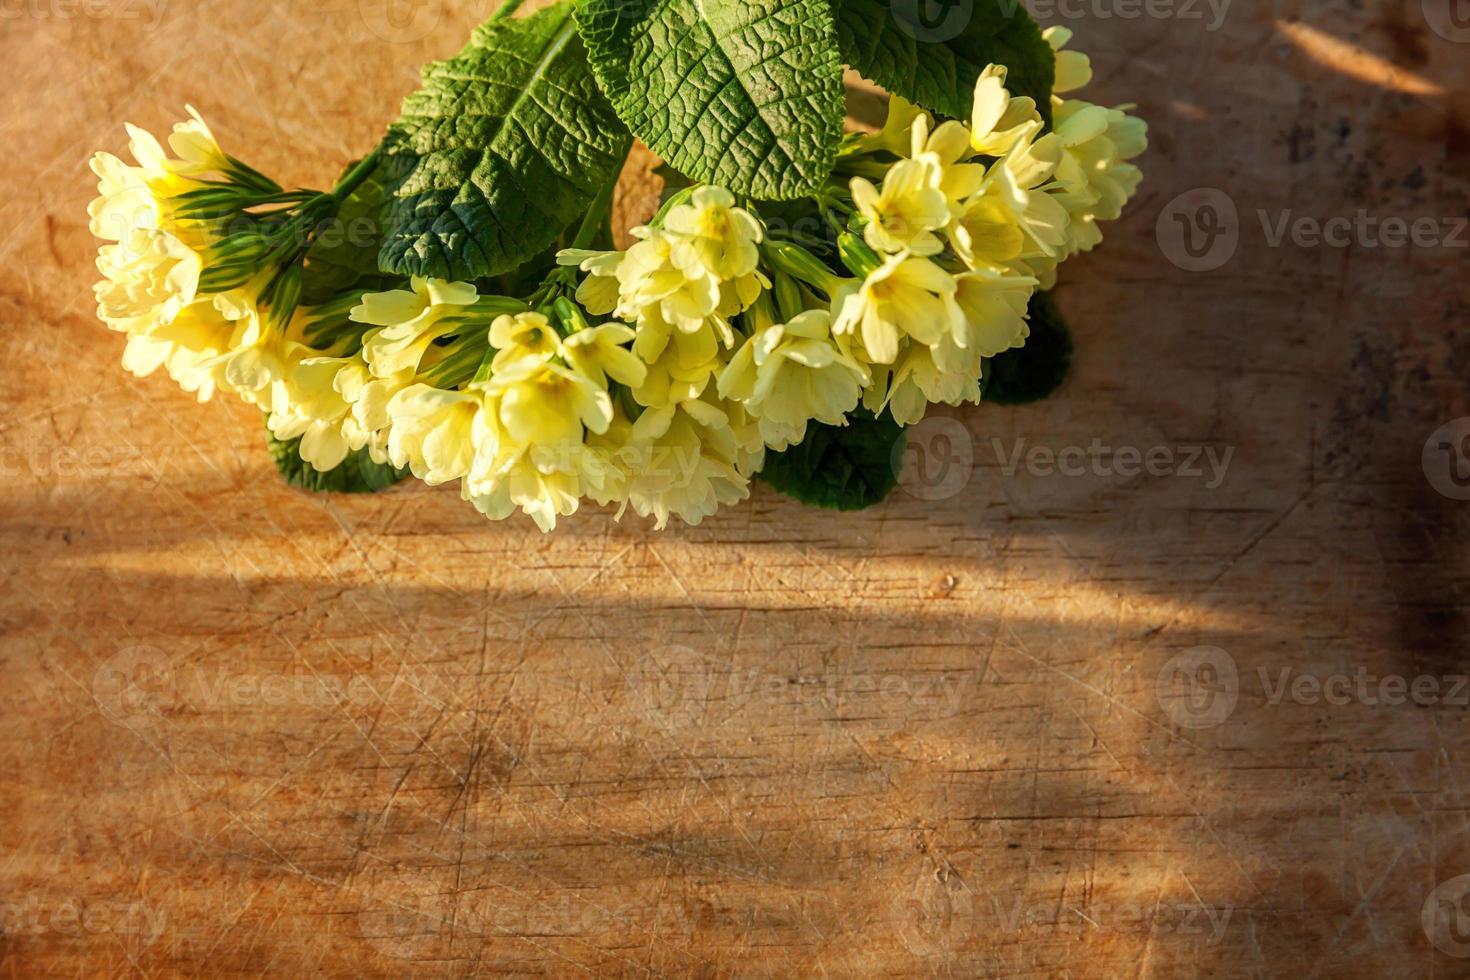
[853,93,928,157]
[579,409,636,512]
[717,267,770,321]
[970,65,1044,158]
[488,358,614,448]
[123,122,179,182]
[951,267,1037,357]
[165,106,231,177]
[865,266,1037,425]
[614,228,717,327]
[645,254,725,334]
[490,311,564,373]
[1029,34,1147,262]
[910,116,986,205]
[94,228,202,332]
[189,271,295,397]
[1043,27,1094,95]
[1050,99,1149,254]
[266,354,359,471]
[113,117,223,224]
[832,253,962,365]
[557,248,623,316]
[117,299,236,402]
[88,152,165,242]
[718,310,866,448]
[850,157,950,256]
[664,186,765,281]
[88,109,229,250]
[385,383,483,486]
[463,395,586,533]
[969,129,1070,262]
[631,309,724,409]
[191,281,299,407]
[949,195,1026,269]
[615,229,682,304]
[564,323,647,389]
[624,396,752,530]
[879,341,982,426]
[335,363,414,464]
[465,454,583,532]
[354,277,480,378]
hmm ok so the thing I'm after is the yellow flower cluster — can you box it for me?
[552,185,773,527]
[90,108,239,402]
[88,110,523,476]
[833,30,1148,424]
[89,34,1144,532]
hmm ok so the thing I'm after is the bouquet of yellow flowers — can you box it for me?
[89,0,1144,530]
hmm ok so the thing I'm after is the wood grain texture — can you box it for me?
[3,0,1470,976]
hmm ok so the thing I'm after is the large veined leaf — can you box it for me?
[982,290,1072,404]
[577,0,846,199]
[379,3,630,281]
[831,0,1054,125]
[758,409,905,510]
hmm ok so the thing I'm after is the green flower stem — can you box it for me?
[649,185,694,229]
[772,270,804,322]
[552,296,589,335]
[831,157,890,180]
[764,240,844,295]
[471,347,498,385]
[428,340,494,389]
[329,147,384,205]
[837,233,882,279]
[491,0,528,22]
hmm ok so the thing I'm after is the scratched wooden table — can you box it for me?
[4,0,1470,976]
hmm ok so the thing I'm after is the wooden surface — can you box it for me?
[4,1,1470,976]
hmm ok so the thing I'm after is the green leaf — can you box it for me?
[577,0,846,199]
[982,289,1072,404]
[267,425,409,495]
[379,2,630,281]
[831,0,1054,125]
[301,162,396,305]
[758,409,905,510]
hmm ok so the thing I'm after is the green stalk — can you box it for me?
[329,147,384,205]
[492,0,528,22]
